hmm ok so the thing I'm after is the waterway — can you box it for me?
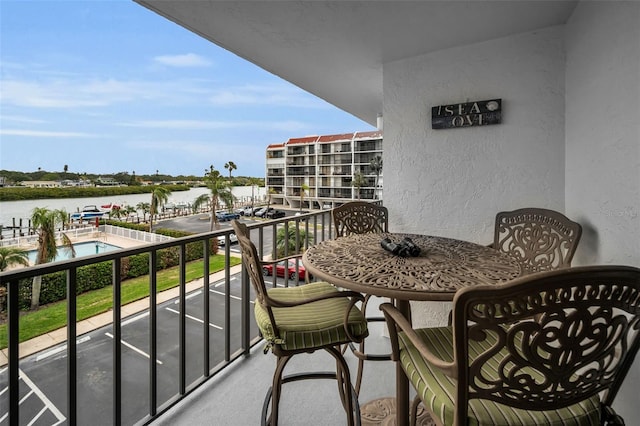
[0,186,266,231]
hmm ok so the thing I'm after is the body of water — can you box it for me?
[0,186,267,229]
[27,240,122,264]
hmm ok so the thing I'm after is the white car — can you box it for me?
[218,233,238,246]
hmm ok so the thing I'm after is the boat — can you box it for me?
[70,205,107,221]
[101,203,122,211]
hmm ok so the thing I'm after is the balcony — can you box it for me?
[1,211,399,425]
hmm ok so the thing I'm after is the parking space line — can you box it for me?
[214,276,237,288]
[105,332,163,365]
[19,389,34,404]
[36,335,92,362]
[27,405,47,426]
[165,307,223,330]
[122,311,149,326]
[209,289,242,301]
[19,369,66,424]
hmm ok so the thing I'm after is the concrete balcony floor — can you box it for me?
[151,308,402,426]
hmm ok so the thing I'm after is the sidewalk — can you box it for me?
[0,229,244,367]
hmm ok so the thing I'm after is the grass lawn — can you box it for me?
[0,255,241,349]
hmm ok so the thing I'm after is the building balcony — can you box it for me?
[2,211,398,425]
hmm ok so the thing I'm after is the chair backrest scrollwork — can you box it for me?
[452,266,640,420]
[494,207,582,274]
[333,201,389,237]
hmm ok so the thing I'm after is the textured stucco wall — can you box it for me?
[565,2,640,267]
[564,2,640,419]
[383,27,566,327]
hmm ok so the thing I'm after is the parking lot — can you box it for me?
[0,269,273,425]
[0,214,304,425]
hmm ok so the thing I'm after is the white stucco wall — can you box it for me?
[565,2,640,267]
[564,2,640,419]
[384,27,567,327]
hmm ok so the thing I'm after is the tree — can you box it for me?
[248,177,262,212]
[30,207,75,309]
[275,222,313,258]
[149,186,171,232]
[192,166,233,231]
[266,187,277,212]
[299,183,309,212]
[369,155,383,199]
[63,164,69,177]
[352,171,366,200]
[136,202,150,223]
[108,206,123,220]
[0,247,29,271]
[224,161,237,181]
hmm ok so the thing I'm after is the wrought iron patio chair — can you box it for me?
[493,207,582,274]
[332,201,391,395]
[231,220,368,426]
[381,265,640,426]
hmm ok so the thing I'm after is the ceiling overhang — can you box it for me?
[135,1,578,126]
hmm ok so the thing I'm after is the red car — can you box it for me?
[263,259,309,280]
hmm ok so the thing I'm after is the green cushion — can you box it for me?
[398,327,601,426]
[255,281,368,351]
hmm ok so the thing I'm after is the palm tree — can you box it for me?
[275,222,313,258]
[136,202,150,223]
[0,247,29,271]
[224,161,237,181]
[266,187,277,212]
[109,206,123,220]
[30,207,75,309]
[192,166,233,231]
[149,186,171,232]
[299,183,309,212]
[369,155,383,199]
[248,177,262,213]
[123,205,137,222]
[352,171,367,200]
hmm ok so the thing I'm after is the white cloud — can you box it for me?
[118,119,309,132]
[0,115,48,124]
[154,53,212,68]
[210,84,328,108]
[0,77,210,109]
[0,129,94,138]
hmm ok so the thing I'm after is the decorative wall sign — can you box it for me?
[432,98,502,129]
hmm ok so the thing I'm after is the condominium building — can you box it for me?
[266,130,383,210]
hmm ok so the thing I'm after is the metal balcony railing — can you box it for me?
[1,210,335,425]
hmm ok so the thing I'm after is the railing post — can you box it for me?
[179,244,186,395]
[149,250,158,417]
[113,258,122,426]
[203,239,211,376]
[7,278,19,426]
[67,268,78,426]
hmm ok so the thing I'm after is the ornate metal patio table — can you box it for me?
[303,232,523,426]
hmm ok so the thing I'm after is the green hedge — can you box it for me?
[0,185,190,202]
[10,226,218,311]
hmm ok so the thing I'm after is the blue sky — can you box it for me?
[0,1,373,178]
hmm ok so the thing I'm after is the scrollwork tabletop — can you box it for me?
[303,233,523,301]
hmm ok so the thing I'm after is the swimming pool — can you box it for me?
[28,241,122,263]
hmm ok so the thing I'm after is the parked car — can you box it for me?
[266,210,286,219]
[234,208,245,216]
[218,233,238,246]
[243,206,258,216]
[254,207,274,218]
[262,259,309,280]
[216,211,241,221]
